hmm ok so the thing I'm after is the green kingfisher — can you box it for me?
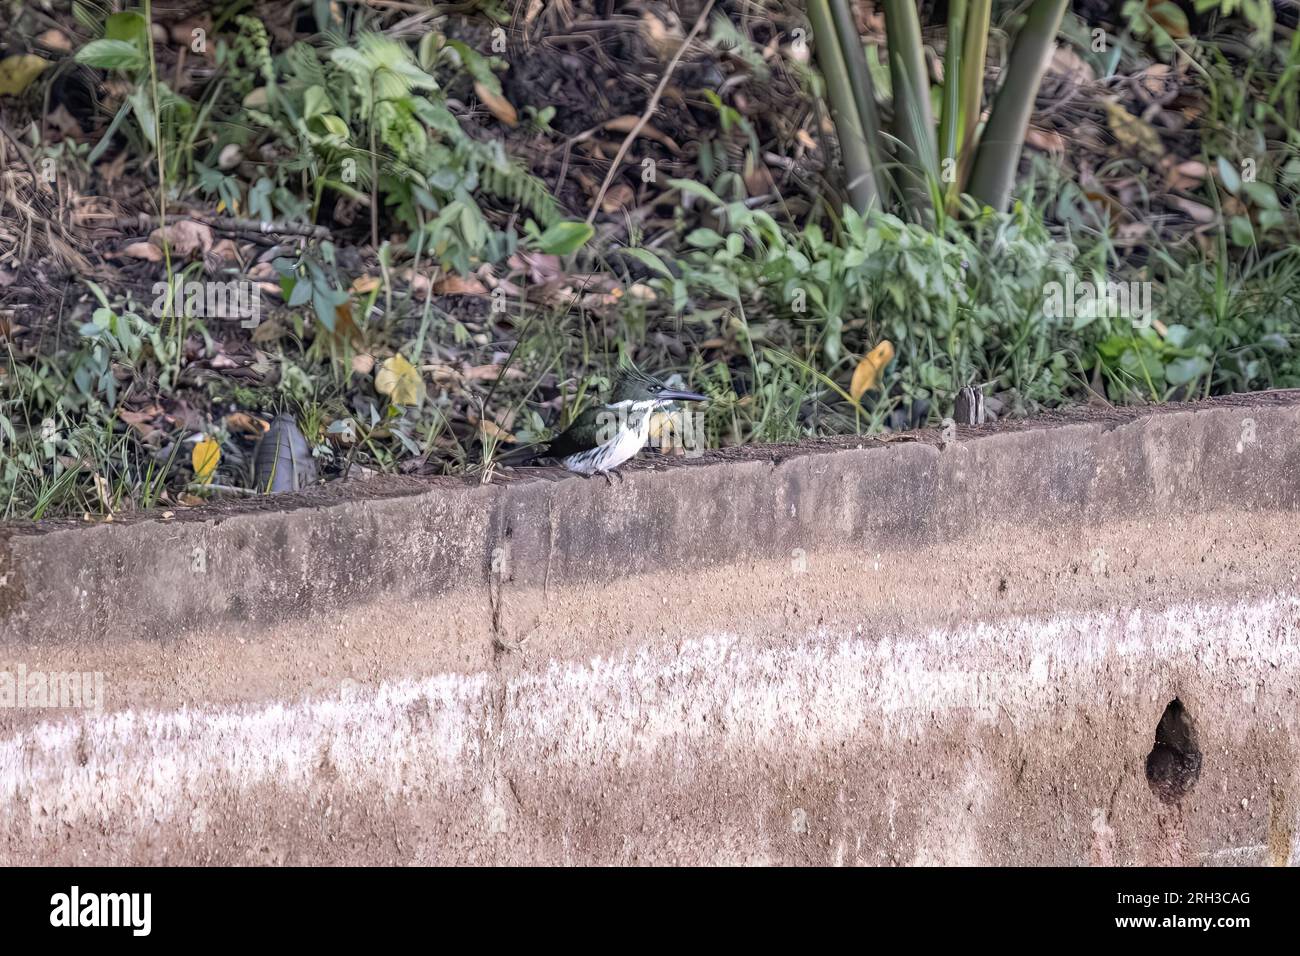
[506,366,706,478]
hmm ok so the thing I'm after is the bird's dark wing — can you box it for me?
[534,406,602,461]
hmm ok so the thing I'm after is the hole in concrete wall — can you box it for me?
[1145,698,1202,804]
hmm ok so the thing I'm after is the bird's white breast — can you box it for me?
[562,403,654,475]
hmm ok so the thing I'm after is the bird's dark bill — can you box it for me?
[657,388,707,403]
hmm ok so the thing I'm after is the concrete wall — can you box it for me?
[2,392,1299,864]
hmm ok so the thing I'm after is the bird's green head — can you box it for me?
[608,366,707,408]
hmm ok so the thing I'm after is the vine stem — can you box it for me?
[142,0,179,377]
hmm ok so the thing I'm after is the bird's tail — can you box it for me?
[491,443,548,466]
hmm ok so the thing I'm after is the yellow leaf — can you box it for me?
[850,340,894,401]
[474,81,517,127]
[191,437,220,481]
[375,354,426,406]
[0,55,51,97]
[1104,101,1163,161]
[478,419,516,443]
[647,410,684,452]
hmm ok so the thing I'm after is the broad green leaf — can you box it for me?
[1242,181,1280,209]
[621,247,674,279]
[666,177,725,207]
[1216,156,1241,194]
[127,88,157,146]
[685,228,725,248]
[75,39,145,72]
[1164,355,1210,386]
[105,11,149,46]
[534,220,593,256]
[302,85,333,119]
[1229,215,1255,246]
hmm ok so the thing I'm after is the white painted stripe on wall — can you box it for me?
[3,595,1298,832]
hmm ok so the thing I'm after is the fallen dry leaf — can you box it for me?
[1049,44,1095,85]
[508,251,563,284]
[0,54,51,97]
[1104,101,1163,161]
[402,269,439,294]
[1168,196,1215,224]
[603,115,681,154]
[218,143,243,170]
[1166,159,1207,191]
[1024,126,1066,154]
[601,183,636,214]
[424,364,463,387]
[1139,63,1174,99]
[474,81,517,127]
[375,354,426,406]
[350,274,381,294]
[149,219,213,259]
[434,274,488,295]
[743,158,776,197]
[639,10,684,62]
[36,29,73,53]
[850,340,894,401]
[463,364,527,382]
[352,353,375,376]
[191,437,220,481]
[477,419,516,443]
[118,408,161,437]
[209,238,242,264]
[47,105,83,139]
[120,241,164,262]
[97,151,129,185]
[224,411,268,436]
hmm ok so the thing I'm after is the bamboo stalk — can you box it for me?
[939,0,968,211]
[826,0,889,208]
[881,0,936,217]
[967,0,1068,212]
[956,0,993,190]
[808,0,877,213]
[938,0,967,166]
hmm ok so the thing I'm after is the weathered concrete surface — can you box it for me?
[2,392,1299,865]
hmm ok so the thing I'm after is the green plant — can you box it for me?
[220,29,577,272]
[809,0,1069,219]
[634,177,1085,426]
